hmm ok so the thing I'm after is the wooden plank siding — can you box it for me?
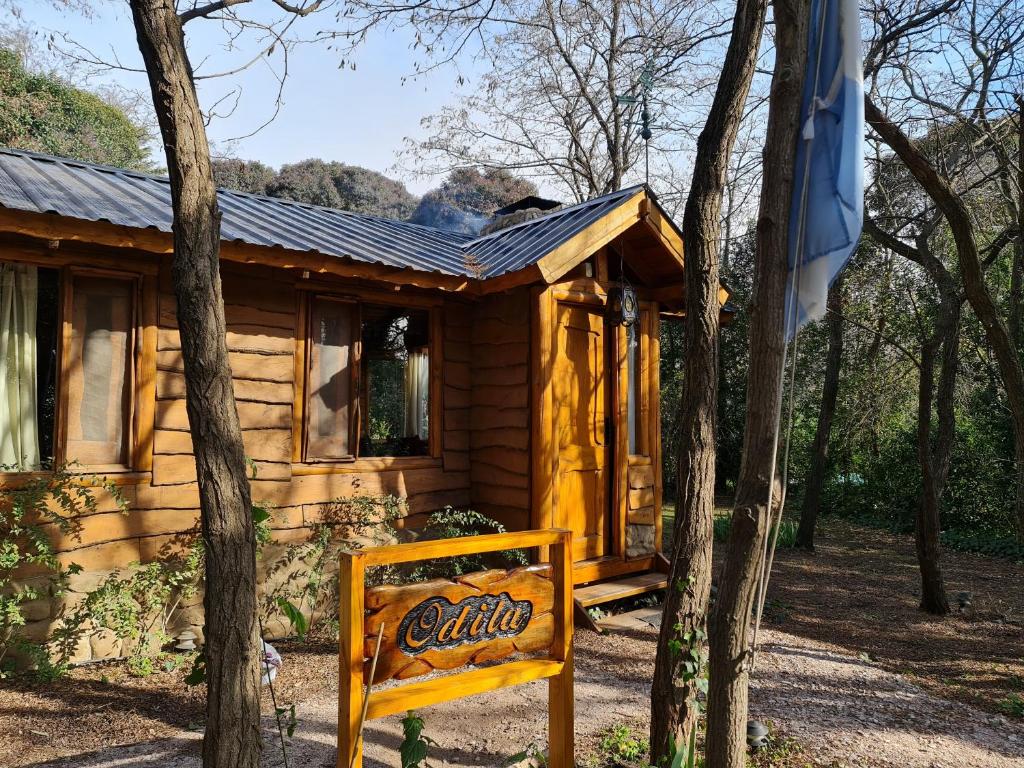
[468,289,533,531]
[27,256,474,570]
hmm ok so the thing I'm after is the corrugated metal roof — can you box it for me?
[463,185,647,278]
[0,148,671,281]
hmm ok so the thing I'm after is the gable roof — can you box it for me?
[0,148,682,284]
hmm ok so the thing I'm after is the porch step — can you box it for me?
[573,571,668,609]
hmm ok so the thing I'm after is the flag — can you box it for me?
[785,0,864,338]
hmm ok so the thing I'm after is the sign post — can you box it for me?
[338,529,575,768]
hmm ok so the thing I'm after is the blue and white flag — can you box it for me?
[785,0,864,338]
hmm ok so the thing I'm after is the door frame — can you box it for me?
[531,279,662,583]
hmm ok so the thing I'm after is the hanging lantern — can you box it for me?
[611,285,639,327]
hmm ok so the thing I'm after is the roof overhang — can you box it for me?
[476,188,686,294]
[0,186,696,301]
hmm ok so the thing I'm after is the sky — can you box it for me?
[21,1,482,194]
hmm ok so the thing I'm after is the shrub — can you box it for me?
[0,464,126,677]
[712,516,798,548]
[598,724,648,766]
[82,537,204,677]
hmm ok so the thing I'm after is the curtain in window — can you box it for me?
[65,277,133,466]
[0,263,40,471]
[404,347,429,440]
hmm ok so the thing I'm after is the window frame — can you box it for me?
[293,287,443,471]
[0,252,157,481]
[623,305,652,459]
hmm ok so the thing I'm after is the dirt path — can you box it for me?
[19,622,1024,768]
[4,519,1024,767]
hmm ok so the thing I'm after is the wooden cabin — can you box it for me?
[0,149,690,652]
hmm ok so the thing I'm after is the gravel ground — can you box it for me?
[18,623,1024,768]
[4,519,1024,767]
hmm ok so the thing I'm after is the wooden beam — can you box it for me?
[0,209,471,292]
[365,659,564,720]
[535,191,646,283]
[360,528,570,567]
[638,197,685,264]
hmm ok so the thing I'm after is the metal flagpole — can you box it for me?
[748,0,832,670]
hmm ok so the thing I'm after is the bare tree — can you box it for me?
[865,0,1024,543]
[703,0,809,765]
[649,2,767,761]
[398,0,730,201]
[124,1,332,765]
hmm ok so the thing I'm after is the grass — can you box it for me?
[586,720,816,768]
[998,693,1024,718]
[713,515,799,548]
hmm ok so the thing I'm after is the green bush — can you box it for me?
[713,515,798,548]
[0,48,150,169]
[0,464,126,678]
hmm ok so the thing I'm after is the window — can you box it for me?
[0,262,139,472]
[625,310,649,457]
[626,321,640,455]
[302,296,432,462]
[65,276,136,467]
[306,298,356,460]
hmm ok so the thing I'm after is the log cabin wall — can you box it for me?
[151,259,474,540]
[467,288,532,531]
[2,241,476,660]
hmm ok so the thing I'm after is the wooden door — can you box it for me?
[554,303,611,562]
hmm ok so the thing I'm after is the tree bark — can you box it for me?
[649,0,767,762]
[128,3,263,766]
[1011,98,1023,353]
[705,2,809,766]
[866,97,1024,545]
[913,299,957,615]
[796,276,843,550]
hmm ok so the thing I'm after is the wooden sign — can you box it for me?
[365,564,555,683]
[339,529,574,768]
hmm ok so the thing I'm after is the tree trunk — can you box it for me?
[129,3,262,766]
[705,2,809,766]
[796,276,843,550]
[1011,99,1023,353]
[649,1,767,762]
[914,335,948,614]
[867,97,1024,545]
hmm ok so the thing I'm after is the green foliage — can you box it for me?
[940,530,1024,562]
[211,157,276,194]
[83,537,203,677]
[275,703,299,738]
[268,158,418,219]
[598,725,648,766]
[712,515,797,549]
[184,649,206,686]
[263,494,405,639]
[407,506,529,581]
[0,48,149,169]
[252,501,273,547]
[998,694,1024,718]
[669,726,699,768]
[399,710,435,768]
[0,464,126,677]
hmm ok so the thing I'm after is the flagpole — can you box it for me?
[748,0,832,669]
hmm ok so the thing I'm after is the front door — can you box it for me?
[553,302,612,562]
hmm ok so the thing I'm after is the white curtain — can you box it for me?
[0,263,40,471]
[404,348,430,440]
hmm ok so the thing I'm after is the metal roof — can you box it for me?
[0,148,673,281]
[463,185,648,278]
